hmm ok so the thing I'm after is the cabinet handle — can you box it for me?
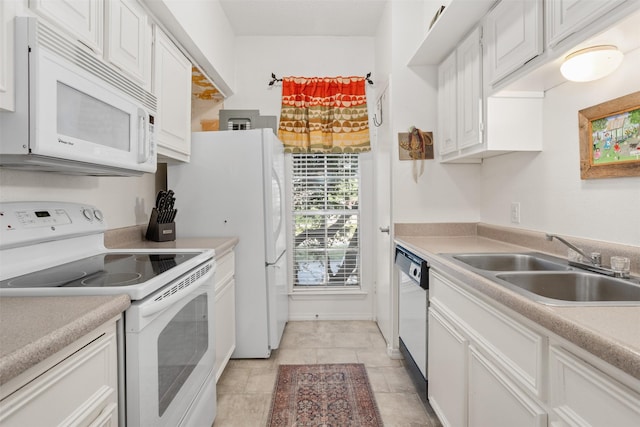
[379,226,390,234]
[88,402,117,427]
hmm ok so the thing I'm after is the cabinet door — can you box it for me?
[0,0,15,111]
[549,345,640,427]
[468,345,547,427]
[438,51,458,157]
[154,27,192,162]
[30,0,104,54]
[428,307,468,427]
[456,27,483,150]
[215,277,236,382]
[105,0,148,85]
[485,0,543,85]
[546,0,626,47]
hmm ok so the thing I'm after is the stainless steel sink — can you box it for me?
[441,252,640,306]
[495,271,640,304]
[451,253,569,271]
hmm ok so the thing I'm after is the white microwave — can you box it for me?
[0,17,157,176]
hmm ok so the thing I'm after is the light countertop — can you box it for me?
[395,235,640,381]
[0,295,130,385]
[109,236,239,258]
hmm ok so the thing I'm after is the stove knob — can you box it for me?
[82,208,93,221]
[93,209,104,222]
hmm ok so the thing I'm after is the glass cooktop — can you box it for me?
[0,252,201,288]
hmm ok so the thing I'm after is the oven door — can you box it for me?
[125,260,216,427]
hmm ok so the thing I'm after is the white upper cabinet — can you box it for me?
[437,51,457,157]
[105,0,150,86]
[436,27,484,161]
[153,26,192,163]
[456,27,483,152]
[30,0,104,54]
[546,0,626,48]
[29,0,151,89]
[0,0,16,111]
[484,0,543,86]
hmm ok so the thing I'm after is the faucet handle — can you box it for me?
[611,256,631,278]
[591,252,602,266]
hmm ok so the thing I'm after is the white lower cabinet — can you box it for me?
[214,250,236,382]
[429,268,640,427]
[0,319,119,427]
[428,308,468,427]
[549,345,640,427]
[429,270,545,427]
[468,345,547,427]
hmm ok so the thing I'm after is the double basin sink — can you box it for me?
[442,252,640,306]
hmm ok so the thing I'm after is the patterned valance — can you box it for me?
[278,76,370,153]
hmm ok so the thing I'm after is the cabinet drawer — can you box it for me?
[549,345,640,426]
[215,251,235,289]
[431,271,545,398]
[0,327,118,427]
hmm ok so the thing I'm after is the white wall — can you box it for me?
[480,48,640,246]
[390,1,482,223]
[0,168,157,229]
[224,35,377,320]
[224,36,375,116]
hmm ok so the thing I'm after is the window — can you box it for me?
[291,153,360,288]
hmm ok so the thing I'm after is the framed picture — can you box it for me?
[578,91,640,179]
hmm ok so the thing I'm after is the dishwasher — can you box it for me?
[396,245,430,403]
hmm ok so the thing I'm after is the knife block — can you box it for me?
[145,208,176,242]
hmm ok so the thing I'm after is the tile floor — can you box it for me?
[212,320,442,426]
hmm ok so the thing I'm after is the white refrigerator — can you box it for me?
[168,129,288,358]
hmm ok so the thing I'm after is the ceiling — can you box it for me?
[218,0,388,36]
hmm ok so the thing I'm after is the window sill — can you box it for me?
[289,289,368,300]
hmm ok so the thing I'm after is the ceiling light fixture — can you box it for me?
[560,45,624,82]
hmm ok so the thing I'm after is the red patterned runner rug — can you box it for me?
[267,363,384,427]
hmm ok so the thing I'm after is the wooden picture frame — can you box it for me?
[578,91,640,179]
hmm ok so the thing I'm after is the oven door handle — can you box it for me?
[139,264,215,318]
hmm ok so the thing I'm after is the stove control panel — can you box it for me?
[13,209,72,228]
[0,202,107,250]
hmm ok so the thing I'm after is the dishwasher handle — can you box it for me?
[420,261,429,290]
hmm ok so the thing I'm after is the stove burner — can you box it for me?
[81,273,143,287]
[8,271,87,287]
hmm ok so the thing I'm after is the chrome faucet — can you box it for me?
[545,234,601,266]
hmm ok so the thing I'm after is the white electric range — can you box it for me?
[0,201,217,427]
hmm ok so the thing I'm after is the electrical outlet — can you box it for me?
[510,202,521,224]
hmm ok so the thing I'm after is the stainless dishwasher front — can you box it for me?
[396,245,429,404]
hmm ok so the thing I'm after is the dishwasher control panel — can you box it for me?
[395,245,430,290]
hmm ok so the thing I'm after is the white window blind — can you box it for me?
[291,154,360,288]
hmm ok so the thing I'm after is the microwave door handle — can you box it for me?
[137,108,150,163]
